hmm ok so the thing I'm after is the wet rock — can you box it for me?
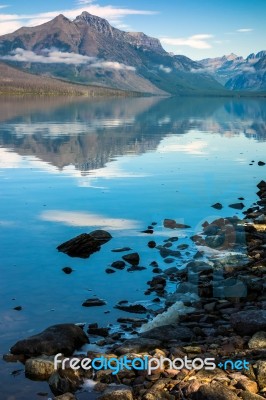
[192,382,239,399]
[258,161,265,166]
[62,267,73,274]
[142,229,154,234]
[148,241,156,248]
[212,203,223,210]
[158,246,181,258]
[257,360,266,389]
[230,310,266,335]
[10,324,88,356]
[140,324,192,342]
[25,356,55,380]
[229,202,245,210]
[57,230,112,258]
[164,219,191,229]
[111,261,126,270]
[248,331,266,349]
[114,303,147,314]
[114,338,161,355]
[127,266,146,272]
[122,253,140,266]
[98,385,133,400]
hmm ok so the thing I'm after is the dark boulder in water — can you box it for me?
[57,230,112,258]
[140,324,193,342]
[211,202,223,210]
[10,324,88,356]
[82,298,107,307]
[114,302,147,314]
[122,252,140,266]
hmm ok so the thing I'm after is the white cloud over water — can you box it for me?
[161,34,213,50]
[40,210,140,230]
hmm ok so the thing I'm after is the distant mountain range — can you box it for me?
[0,12,265,94]
[199,51,266,91]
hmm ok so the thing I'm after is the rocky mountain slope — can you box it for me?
[200,51,266,91]
[0,12,224,95]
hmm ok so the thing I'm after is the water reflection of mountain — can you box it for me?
[0,96,265,173]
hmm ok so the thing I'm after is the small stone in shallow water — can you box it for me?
[111,261,126,270]
[13,306,22,311]
[62,267,73,274]
[148,241,156,248]
[111,247,131,253]
[164,219,191,229]
[211,202,223,210]
[258,161,265,166]
[105,268,115,274]
[82,298,107,307]
[114,303,147,314]
[141,229,153,234]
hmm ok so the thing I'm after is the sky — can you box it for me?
[0,0,265,60]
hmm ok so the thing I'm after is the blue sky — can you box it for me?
[0,0,265,60]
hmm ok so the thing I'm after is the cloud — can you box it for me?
[159,65,172,73]
[161,34,213,50]
[237,28,253,32]
[40,210,140,230]
[1,48,135,70]
[0,3,157,35]
[0,5,9,9]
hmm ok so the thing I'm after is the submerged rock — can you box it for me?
[57,230,112,258]
[122,252,140,266]
[211,202,223,210]
[10,324,88,356]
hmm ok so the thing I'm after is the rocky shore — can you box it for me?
[3,181,266,399]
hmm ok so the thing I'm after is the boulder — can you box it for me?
[54,394,77,400]
[57,230,112,258]
[25,355,55,379]
[82,298,106,307]
[230,310,266,335]
[114,303,147,314]
[10,324,88,356]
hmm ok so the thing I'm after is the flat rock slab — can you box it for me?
[57,230,112,258]
[193,382,239,400]
[114,338,162,355]
[230,310,266,335]
[164,219,191,229]
[11,324,88,356]
[140,324,193,342]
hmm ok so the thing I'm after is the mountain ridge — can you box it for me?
[0,12,225,95]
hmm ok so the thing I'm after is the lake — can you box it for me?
[0,95,266,399]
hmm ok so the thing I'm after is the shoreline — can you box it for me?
[3,180,266,399]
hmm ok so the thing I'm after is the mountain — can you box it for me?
[0,12,225,95]
[200,51,266,91]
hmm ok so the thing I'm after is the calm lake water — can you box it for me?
[0,95,266,399]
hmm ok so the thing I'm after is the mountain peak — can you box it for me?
[74,11,113,34]
[226,53,238,60]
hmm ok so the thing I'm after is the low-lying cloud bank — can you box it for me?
[1,48,136,70]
